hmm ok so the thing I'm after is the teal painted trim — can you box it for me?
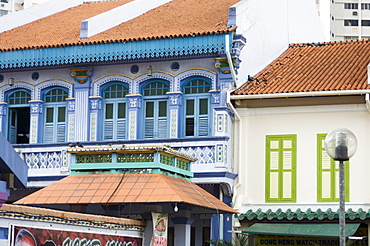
[70,162,193,177]
[0,34,231,69]
[70,169,192,180]
[237,208,370,221]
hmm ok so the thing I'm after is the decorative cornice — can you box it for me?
[237,208,370,221]
[0,34,230,69]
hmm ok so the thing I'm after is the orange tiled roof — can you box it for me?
[0,204,145,228]
[0,0,238,51]
[14,173,236,214]
[233,39,370,96]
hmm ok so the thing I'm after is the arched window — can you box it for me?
[102,83,129,140]
[43,88,68,143]
[142,80,169,139]
[7,89,31,144]
[182,78,211,137]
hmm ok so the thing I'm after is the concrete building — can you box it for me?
[0,0,325,244]
[319,0,370,40]
[0,0,49,16]
[231,39,370,245]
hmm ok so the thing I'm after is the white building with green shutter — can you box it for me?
[231,39,370,245]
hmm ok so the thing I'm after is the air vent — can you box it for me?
[353,11,358,16]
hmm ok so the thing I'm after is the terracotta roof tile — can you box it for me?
[0,0,238,51]
[233,39,370,96]
[14,173,236,213]
[0,204,145,227]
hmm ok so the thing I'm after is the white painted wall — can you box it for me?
[234,0,325,85]
[0,0,83,33]
[234,103,370,213]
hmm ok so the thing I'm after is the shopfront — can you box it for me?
[243,223,368,246]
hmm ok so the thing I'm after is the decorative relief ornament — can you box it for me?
[70,67,93,84]
[214,57,238,74]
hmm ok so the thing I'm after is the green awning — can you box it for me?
[243,223,360,238]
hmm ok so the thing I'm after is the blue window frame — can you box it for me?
[182,78,211,137]
[142,80,169,139]
[43,88,68,143]
[7,89,31,144]
[102,83,129,140]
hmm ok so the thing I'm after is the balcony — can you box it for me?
[12,136,232,188]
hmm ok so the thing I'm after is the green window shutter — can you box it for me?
[144,100,168,139]
[102,83,128,141]
[317,134,350,202]
[266,135,296,203]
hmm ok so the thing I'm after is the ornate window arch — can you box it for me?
[6,89,32,144]
[43,87,68,143]
[92,75,132,96]
[35,80,73,100]
[141,79,170,139]
[181,77,211,137]
[101,82,129,141]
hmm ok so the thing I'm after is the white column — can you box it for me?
[74,90,89,141]
[172,218,194,246]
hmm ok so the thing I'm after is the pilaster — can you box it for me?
[66,98,75,142]
[88,96,102,141]
[126,94,142,140]
[29,100,43,144]
[70,67,93,142]
[167,91,182,138]
[0,102,7,134]
[171,217,194,246]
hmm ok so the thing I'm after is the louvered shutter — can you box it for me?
[145,119,154,138]
[56,123,66,142]
[198,116,208,136]
[104,121,114,140]
[158,119,167,138]
[44,125,54,143]
[117,119,126,139]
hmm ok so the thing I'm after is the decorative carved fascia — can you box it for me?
[209,90,220,104]
[89,96,102,110]
[0,102,7,116]
[126,94,142,108]
[167,92,182,106]
[29,100,43,114]
[66,98,75,112]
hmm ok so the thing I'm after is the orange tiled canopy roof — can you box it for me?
[0,0,239,51]
[233,39,370,96]
[1,204,145,228]
[14,173,236,214]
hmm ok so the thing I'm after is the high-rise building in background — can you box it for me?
[0,0,48,16]
[319,0,370,40]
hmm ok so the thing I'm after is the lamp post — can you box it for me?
[324,128,357,246]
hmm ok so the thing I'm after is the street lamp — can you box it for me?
[324,128,357,246]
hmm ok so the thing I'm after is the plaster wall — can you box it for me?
[233,103,370,213]
[0,0,83,33]
[0,57,218,95]
[234,0,325,85]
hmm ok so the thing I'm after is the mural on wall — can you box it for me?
[11,226,142,246]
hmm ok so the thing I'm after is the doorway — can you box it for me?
[8,107,30,144]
